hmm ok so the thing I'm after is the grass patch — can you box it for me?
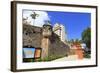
[38,55,67,62]
[23,55,68,62]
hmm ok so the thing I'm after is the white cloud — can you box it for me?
[23,10,50,27]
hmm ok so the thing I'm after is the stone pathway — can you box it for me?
[52,55,78,62]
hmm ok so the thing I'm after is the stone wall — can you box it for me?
[23,24,70,60]
[48,33,70,58]
[23,24,42,48]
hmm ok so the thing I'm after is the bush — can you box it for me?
[84,52,91,58]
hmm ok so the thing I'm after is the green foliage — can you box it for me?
[30,12,39,24]
[75,39,82,43]
[68,39,82,45]
[23,55,68,62]
[82,27,91,49]
[84,52,91,58]
[38,55,66,62]
[30,12,39,19]
[70,39,74,43]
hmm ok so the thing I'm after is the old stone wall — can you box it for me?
[23,24,70,59]
[23,24,42,48]
[48,33,70,58]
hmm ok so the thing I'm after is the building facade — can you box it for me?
[53,23,66,43]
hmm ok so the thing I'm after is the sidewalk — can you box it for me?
[52,55,78,62]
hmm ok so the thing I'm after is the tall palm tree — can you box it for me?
[30,12,39,25]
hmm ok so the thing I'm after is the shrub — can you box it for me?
[84,52,91,58]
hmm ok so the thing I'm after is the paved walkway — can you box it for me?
[52,55,90,62]
[52,55,78,62]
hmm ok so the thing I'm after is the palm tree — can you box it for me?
[30,12,39,25]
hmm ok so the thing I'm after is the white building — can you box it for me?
[53,23,66,42]
[81,43,86,49]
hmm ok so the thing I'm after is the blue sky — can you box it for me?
[23,10,91,40]
[47,11,91,40]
